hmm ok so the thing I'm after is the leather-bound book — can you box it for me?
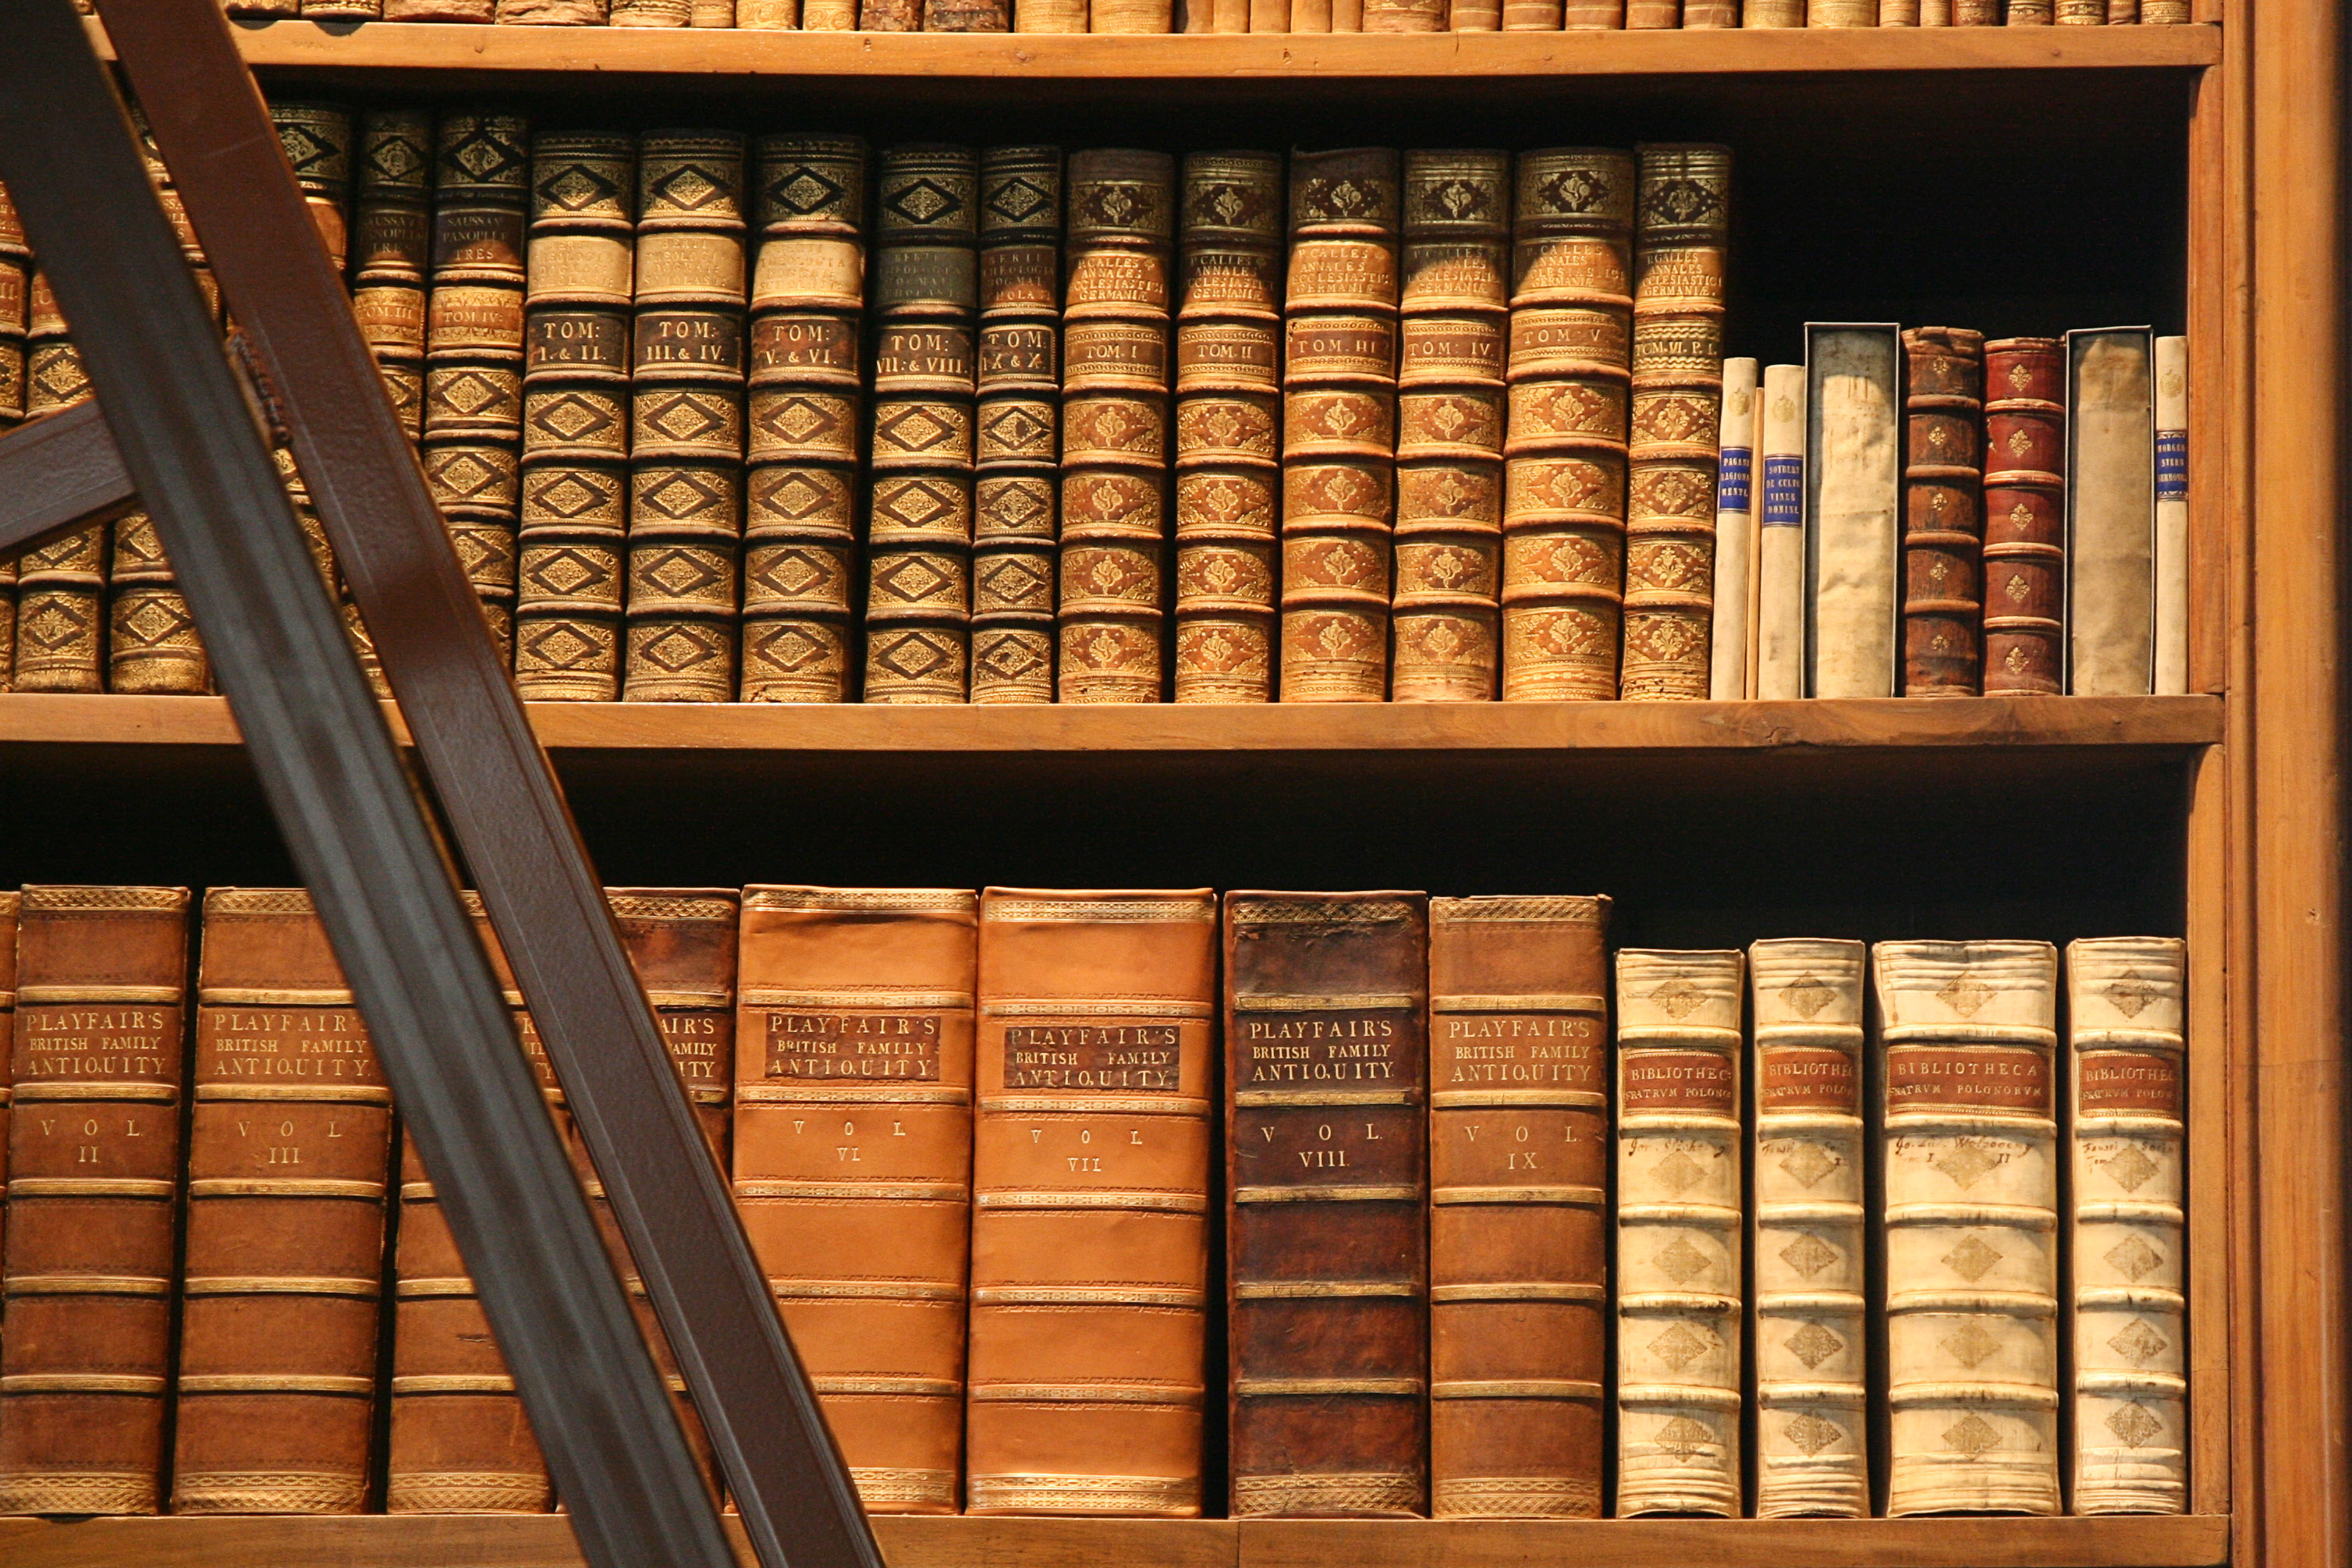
[173,889,393,1515]
[2006,0,2052,20]
[514,130,636,702]
[970,146,1063,704]
[1563,0,1622,23]
[1683,0,1733,20]
[612,0,693,24]
[1059,151,1176,704]
[2066,938,2187,1514]
[0,886,192,1516]
[1364,0,1446,23]
[498,0,608,26]
[2154,336,2188,694]
[2066,328,2155,695]
[16,275,108,694]
[626,132,748,703]
[1626,0,1678,23]
[424,112,531,665]
[1809,0,1871,20]
[1428,896,1609,1519]
[1501,148,1634,701]
[0,182,23,444]
[1748,939,1868,1518]
[1804,324,1900,699]
[743,135,867,703]
[2142,0,2183,20]
[931,0,1013,26]
[1282,151,1401,702]
[1392,151,1508,701]
[732,887,976,1513]
[739,0,802,25]
[1901,327,1985,696]
[1981,337,2065,694]
[1172,151,1283,703]
[1708,357,1757,700]
[1755,364,1804,699]
[1451,0,1499,27]
[865,146,979,703]
[967,889,1216,1514]
[1612,947,1743,1517]
[1873,939,2061,1516]
[384,0,491,21]
[1744,0,1801,21]
[0,896,15,1271]
[352,111,434,447]
[1226,891,1429,1519]
[269,102,354,278]
[1620,146,1729,702]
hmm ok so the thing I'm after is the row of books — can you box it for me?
[0,885,2185,1520]
[0,122,2190,704]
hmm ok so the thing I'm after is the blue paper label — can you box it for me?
[1717,447,1752,513]
[2155,430,2188,502]
[1761,454,1804,527]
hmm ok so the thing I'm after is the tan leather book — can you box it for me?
[1364,0,1446,23]
[1501,149,1633,701]
[931,0,1013,25]
[16,275,107,694]
[1620,146,1728,703]
[173,889,393,1515]
[514,129,636,702]
[866,146,980,703]
[626,132,748,704]
[967,889,1215,1514]
[1392,151,1507,702]
[350,111,432,447]
[1901,328,1986,696]
[1981,338,2065,695]
[733,887,975,1513]
[1874,939,2061,1516]
[743,135,867,703]
[0,181,24,445]
[612,0,692,22]
[0,886,193,1516]
[1612,947,1743,1517]
[1226,892,1429,1518]
[1428,896,1609,1519]
[2066,938,2187,1514]
[970,146,1063,704]
[1059,152,1176,704]
[424,112,531,666]
[498,0,608,23]
[1282,151,1401,702]
[1748,939,1868,1518]
[2066,328,2156,696]
[1172,151,1282,703]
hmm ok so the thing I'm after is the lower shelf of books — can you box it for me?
[0,1511,2233,1568]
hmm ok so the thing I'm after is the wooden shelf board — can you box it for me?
[0,1511,2231,1568]
[90,16,2219,77]
[0,692,2222,756]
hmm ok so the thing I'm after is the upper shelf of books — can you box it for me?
[90,16,2218,79]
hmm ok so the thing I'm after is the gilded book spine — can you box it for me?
[16,275,107,694]
[1392,151,1508,701]
[1226,891,1430,1518]
[743,135,867,703]
[1748,938,1868,1518]
[1874,938,2062,1516]
[1804,325,1901,699]
[627,131,748,702]
[1502,148,1634,701]
[1059,151,1176,703]
[174,889,393,1515]
[1282,150,1401,702]
[865,146,979,703]
[514,131,635,701]
[0,886,193,1516]
[612,0,691,25]
[2066,328,2155,696]
[2066,938,2187,1514]
[2153,336,2187,694]
[271,101,354,279]
[732,888,976,1513]
[0,182,23,444]
[352,111,433,449]
[1708,357,1757,700]
[425,112,531,664]
[930,0,1012,26]
[967,889,1218,1515]
[1754,364,1805,700]
[0,896,16,1272]
[1901,327,1985,696]
[970,146,1063,704]
[1981,337,2065,695]
[1428,896,1610,1519]
[1619,146,1727,702]
[1612,948,1744,1517]
[1172,151,1282,703]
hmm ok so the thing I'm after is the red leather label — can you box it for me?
[1002,1022,1187,1092]
[1621,1048,1735,1113]
[1886,1044,2051,1114]
[2077,1050,2181,1116]
[1760,1046,1858,1112]
[761,1009,944,1083]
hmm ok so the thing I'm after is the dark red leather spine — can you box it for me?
[1981,335,2065,695]
[1902,326,1986,696]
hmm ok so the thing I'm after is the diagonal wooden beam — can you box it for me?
[0,399,137,557]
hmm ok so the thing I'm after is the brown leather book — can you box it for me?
[1172,152,1282,703]
[351,110,432,446]
[1502,149,1634,701]
[1902,327,1987,695]
[732,887,977,1513]
[1428,896,1609,1519]
[865,146,980,704]
[967,889,1217,1514]
[0,181,24,446]
[514,129,636,702]
[970,146,1063,704]
[173,889,393,1515]
[0,886,193,1516]
[16,275,108,695]
[1225,891,1430,1518]
[0,896,18,1307]
[425,112,532,666]
[626,131,748,704]
[1282,151,1401,703]
[1619,145,1729,703]
[743,135,867,703]
[1981,336,2065,694]
[1058,152,1176,704]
